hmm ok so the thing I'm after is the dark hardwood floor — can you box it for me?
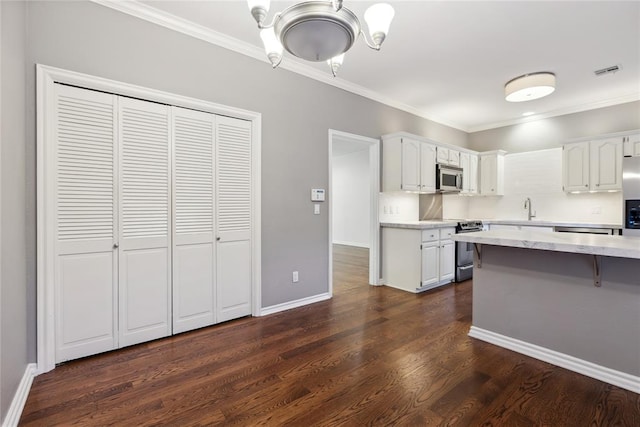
[21,244,639,426]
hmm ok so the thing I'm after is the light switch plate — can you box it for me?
[311,188,325,202]
[314,204,320,215]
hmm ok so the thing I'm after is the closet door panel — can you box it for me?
[120,247,170,345]
[216,116,252,322]
[172,107,216,333]
[54,84,117,362]
[118,97,171,347]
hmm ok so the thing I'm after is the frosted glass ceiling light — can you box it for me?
[505,72,556,102]
[248,1,394,76]
[259,27,283,68]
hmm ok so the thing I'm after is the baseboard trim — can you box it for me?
[332,240,369,249]
[258,293,331,316]
[3,363,37,427]
[468,326,640,394]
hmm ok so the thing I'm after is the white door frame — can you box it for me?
[36,64,262,373]
[328,129,380,295]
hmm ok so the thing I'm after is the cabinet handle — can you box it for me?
[216,237,221,241]
[113,243,119,249]
[596,183,600,187]
[585,184,588,188]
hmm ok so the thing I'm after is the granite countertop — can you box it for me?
[482,219,622,229]
[380,219,622,230]
[380,220,458,230]
[453,229,640,259]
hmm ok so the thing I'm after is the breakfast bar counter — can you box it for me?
[454,230,640,393]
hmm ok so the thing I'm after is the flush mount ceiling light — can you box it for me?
[248,0,395,76]
[505,72,556,102]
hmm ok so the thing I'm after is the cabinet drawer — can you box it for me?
[421,230,439,242]
[439,227,455,240]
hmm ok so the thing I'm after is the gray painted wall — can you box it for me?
[469,101,640,153]
[24,0,467,310]
[0,3,468,416]
[1,0,29,421]
[473,245,640,376]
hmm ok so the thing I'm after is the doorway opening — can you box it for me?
[328,130,380,296]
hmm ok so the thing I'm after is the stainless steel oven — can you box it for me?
[455,221,483,282]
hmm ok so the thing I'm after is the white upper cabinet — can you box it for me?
[563,142,590,191]
[479,151,505,196]
[459,152,478,194]
[623,134,640,157]
[382,136,436,193]
[469,154,479,193]
[400,138,421,192]
[563,137,623,192]
[420,143,437,193]
[437,147,460,167]
[590,139,622,190]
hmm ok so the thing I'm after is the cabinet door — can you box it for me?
[118,97,171,347]
[449,150,460,167]
[459,152,470,193]
[437,147,449,165]
[469,154,479,193]
[401,138,421,191]
[631,134,640,157]
[439,240,455,282]
[420,143,436,193]
[590,139,622,190]
[54,84,118,363]
[216,116,252,322]
[421,242,439,287]
[480,155,497,195]
[172,107,216,334]
[563,142,590,192]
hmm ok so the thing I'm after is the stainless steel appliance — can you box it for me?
[623,156,640,237]
[554,226,620,235]
[455,220,483,281]
[436,164,463,192]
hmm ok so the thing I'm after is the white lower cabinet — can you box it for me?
[382,227,455,293]
[52,84,253,363]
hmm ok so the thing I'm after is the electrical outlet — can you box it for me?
[292,271,299,283]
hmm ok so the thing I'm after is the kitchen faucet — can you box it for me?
[524,197,536,221]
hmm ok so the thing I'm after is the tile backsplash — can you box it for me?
[380,147,624,225]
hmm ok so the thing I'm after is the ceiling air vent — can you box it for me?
[594,64,622,76]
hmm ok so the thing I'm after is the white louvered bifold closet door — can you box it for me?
[54,84,118,363]
[172,107,216,333]
[216,116,252,322]
[118,97,172,347]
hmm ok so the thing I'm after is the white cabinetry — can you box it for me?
[479,151,506,196]
[437,147,460,167]
[623,134,640,157]
[563,138,622,192]
[382,136,436,193]
[382,227,455,293]
[460,152,479,194]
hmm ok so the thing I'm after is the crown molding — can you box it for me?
[468,92,640,133]
[90,1,639,135]
[90,0,468,131]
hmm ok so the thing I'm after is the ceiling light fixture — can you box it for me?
[248,0,395,76]
[505,72,556,102]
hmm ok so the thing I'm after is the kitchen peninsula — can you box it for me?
[454,229,640,393]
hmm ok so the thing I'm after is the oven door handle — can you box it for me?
[459,265,473,270]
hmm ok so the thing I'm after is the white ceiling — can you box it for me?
[131,1,640,132]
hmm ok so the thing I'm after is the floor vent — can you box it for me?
[594,64,621,76]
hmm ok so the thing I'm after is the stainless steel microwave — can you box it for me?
[436,164,463,192]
